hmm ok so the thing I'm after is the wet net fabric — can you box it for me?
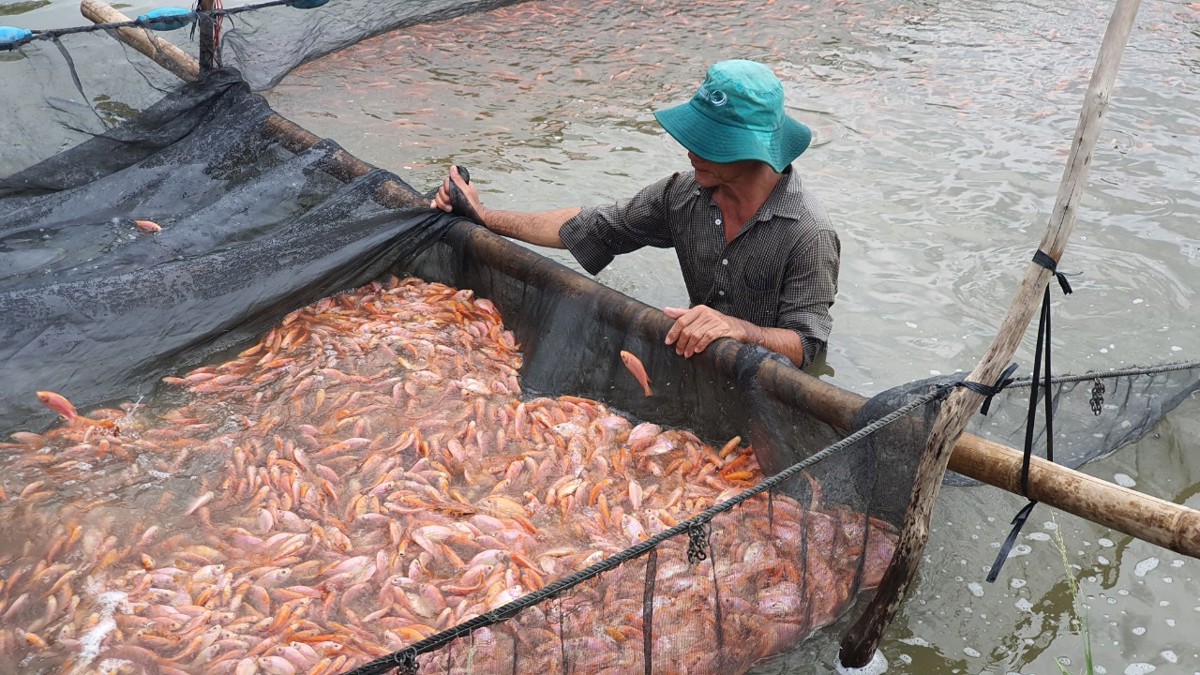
[0,68,455,432]
[0,0,523,178]
[857,365,1200,489]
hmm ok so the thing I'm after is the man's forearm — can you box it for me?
[740,321,807,368]
[481,207,581,249]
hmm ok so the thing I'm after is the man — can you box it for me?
[431,59,839,368]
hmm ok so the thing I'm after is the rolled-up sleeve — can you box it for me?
[777,228,840,363]
[559,175,677,275]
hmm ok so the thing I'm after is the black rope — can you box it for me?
[986,250,1073,583]
[707,524,725,660]
[956,362,1020,415]
[1032,249,1077,295]
[339,385,951,675]
[557,597,568,675]
[1,0,311,50]
[642,547,657,675]
[51,36,107,129]
[1005,360,1200,388]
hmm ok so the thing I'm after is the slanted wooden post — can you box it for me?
[198,0,216,72]
[80,0,200,82]
[839,0,1143,666]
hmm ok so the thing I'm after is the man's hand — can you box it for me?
[663,305,747,358]
[430,165,485,224]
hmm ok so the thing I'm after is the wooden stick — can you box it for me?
[199,0,216,72]
[839,0,1143,666]
[747,360,1200,558]
[80,0,427,211]
[950,434,1200,554]
[80,0,200,82]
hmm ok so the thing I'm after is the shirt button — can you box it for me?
[718,290,725,297]
[722,259,728,265]
[715,218,723,225]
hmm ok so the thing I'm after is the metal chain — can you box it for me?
[392,649,419,675]
[686,522,709,563]
[1089,376,1106,416]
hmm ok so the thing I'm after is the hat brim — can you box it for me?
[654,101,812,173]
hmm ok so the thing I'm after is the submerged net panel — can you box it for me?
[1,0,523,177]
[858,364,1200,489]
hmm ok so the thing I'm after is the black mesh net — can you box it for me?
[2,4,1198,675]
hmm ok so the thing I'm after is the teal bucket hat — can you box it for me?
[654,60,811,173]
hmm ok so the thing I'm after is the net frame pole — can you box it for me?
[839,0,1144,666]
[199,0,216,71]
[80,0,200,81]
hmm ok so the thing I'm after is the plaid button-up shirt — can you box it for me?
[560,167,840,364]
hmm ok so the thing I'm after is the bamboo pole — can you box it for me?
[198,0,216,72]
[80,0,199,82]
[80,0,426,210]
[839,0,1144,666]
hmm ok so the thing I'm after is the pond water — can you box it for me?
[8,0,1200,672]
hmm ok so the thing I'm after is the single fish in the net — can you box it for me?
[35,390,118,432]
[619,350,653,397]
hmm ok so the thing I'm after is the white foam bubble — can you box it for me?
[1132,626,1147,636]
[1162,651,1178,663]
[1114,473,1137,487]
[1133,557,1160,577]
[834,649,888,675]
[968,582,984,598]
[1027,532,1051,542]
[76,591,127,667]
[1123,664,1156,675]
[963,647,981,658]
[1015,598,1034,612]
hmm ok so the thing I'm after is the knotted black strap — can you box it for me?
[1032,249,1077,295]
[986,251,1074,583]
[958,362,1020,416]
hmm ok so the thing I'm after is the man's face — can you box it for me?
[687,152,758,188]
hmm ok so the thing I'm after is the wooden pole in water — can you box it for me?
[80,0,200,82]
[198,0,216,72]
[79,0,426,210]
[839,0,1144,667]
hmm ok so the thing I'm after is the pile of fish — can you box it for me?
[0,276,896,674]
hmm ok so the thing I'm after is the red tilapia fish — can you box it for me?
[1,276,895,675]
[620,349,653,397]
[35,390,118,433]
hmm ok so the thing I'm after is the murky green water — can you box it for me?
[8,0,1200,672]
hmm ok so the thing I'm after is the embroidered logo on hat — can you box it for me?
[696,85,728,107]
